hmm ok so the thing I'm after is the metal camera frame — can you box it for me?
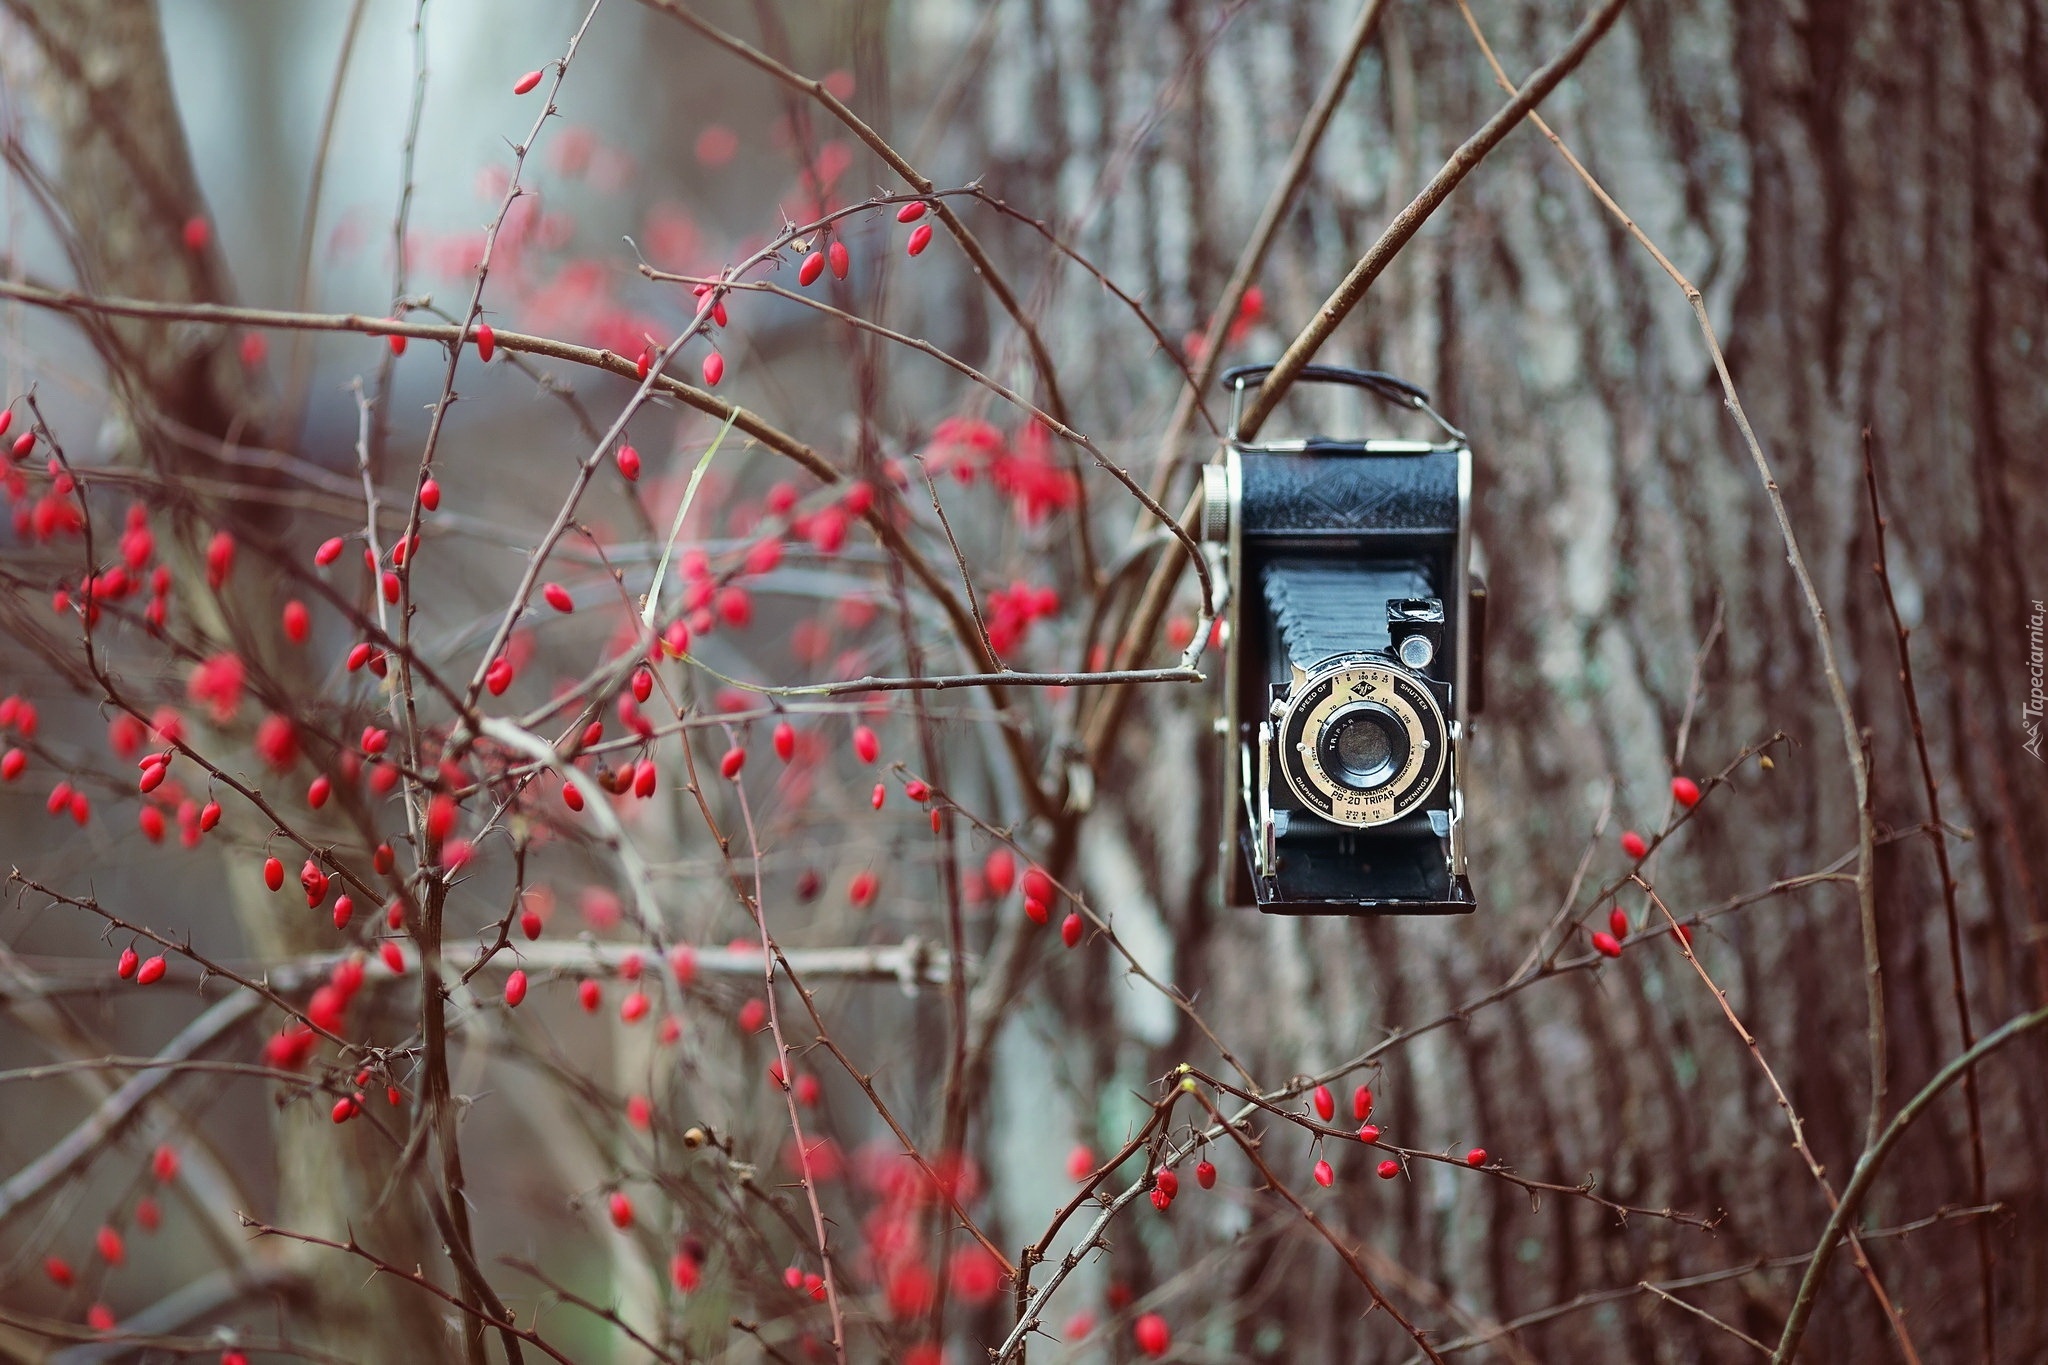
[1204,364,1481,915]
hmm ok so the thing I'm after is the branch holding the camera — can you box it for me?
[1236,0,1632,440]
[1141,0,1393,494]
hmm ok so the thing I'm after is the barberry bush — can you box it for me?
[2,2,2045,1363]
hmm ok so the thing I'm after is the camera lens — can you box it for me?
[1319,704,1406,792]
[1337,716,1391,774]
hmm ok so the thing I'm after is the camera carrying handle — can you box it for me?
[1221,364,1465,446]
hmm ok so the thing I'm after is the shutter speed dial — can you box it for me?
[1276,655,1447,827]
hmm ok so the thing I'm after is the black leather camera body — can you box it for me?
[1203,365,1484,915]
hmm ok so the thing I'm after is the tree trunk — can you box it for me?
[938,0,2048,1357]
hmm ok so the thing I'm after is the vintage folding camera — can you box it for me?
[1202,365,1483,914]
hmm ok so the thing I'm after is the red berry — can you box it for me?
[1674,923,1695,948]
[118,947,139,978]
[1466,1148,1487,1167]
[427,794,457,844]
[984,849,1016,896]
[513,69,543,94]
[633,758,657,798]
[282,599,310,643]
[1377,1158,1400,1180]
[896,201,928,223]
[906,223,933,256]
[331,1095,360,1123]
[1609,906,1629,938]
[1591,930,1623,959]
[474,324,495,363]
[333,896,353,930]
[315,537,344,566]
[1352,1084,1373,1121]
[1023,895,1049,924]
[631,667,653,703]
[849,726,880,765]
[616,443,641,481]
[96,1225,124,1264]
[1150,1187,1172,1212]
[542,582,574,613]
[721,746,746,779]
[137,955,166,985]
[205,530,236,588]
[264,856,285,890]
[871,782,886,810]
[1621,830,1649,860]
[1060,913,1082,948]
[388,332,407,356]
[607,1191,634,1228]
[521,908,543,940]
[849,870,879,907]
[905,778,929,802]
[1133,1313,1170,1357]
[181,216,210,252]
[1672,775,1701,807]
[420,478,441,511]
[773,720,796,762]
[1313,1158,1334,1188]
[1312,1084,1335,1121]
[504,970,527,1007]
[0,748,23,781]
[151,1145,180,1182]
[45,1254,74,1286]
[702,352,725,386]
[1195,1160,1216,1189]
[86,1303,115,1332]
[579,979,601,1012]
[562,782,584,812]
[798,250,825,287]
[828,239,850,279]
[373,843,395,874]
[136,1195,161,1232]
[380,941,405,973]
[1155,1169,1179,1199]
[307,774,331,808]
[620,991,649,1023]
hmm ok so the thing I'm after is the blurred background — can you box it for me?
[2,0,2045,1361]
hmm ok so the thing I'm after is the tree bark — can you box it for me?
[942,0,2048,1357]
